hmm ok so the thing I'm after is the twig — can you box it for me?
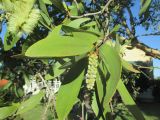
[140,32,160,36]
[70,11,102,18]
[37,73,57,120]
[37,73,50,92]
[102,0,113,13]
[96,33,110,48]
[138,68,152,80]
[134,64,153,70]
[69,0,114,18]
[109,102,114,113]
[82,101,85,120]
[42,92,54,120]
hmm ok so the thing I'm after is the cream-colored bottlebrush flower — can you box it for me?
[8,0,40,37]
[22,8,40,35]
[85,52,98,90]
[0,0,14,12]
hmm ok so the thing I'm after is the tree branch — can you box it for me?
[69,0,114,18]
[134,40,160,59]
[121,19,160,59]
[70,11,102,18]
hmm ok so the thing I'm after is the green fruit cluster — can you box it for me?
[86,52,98,90]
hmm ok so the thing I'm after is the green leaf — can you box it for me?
[40,12,52,26]
[117,80,145,120]
[25,26,98,57]
[60,54,87,69]
[53,61,65,77]
[39,0,52,26]
[40,0,51,16]
[42,0,52,4]
[110,24,121,34]
[139,0,152,17]
[96,73,104,103]
[0,105,18,119]
[140,0,145,5]
[56,59,85,120]
[17,105,53,120]
[4,30,20,51]
[96,61,109,103]
[92,92,99,116]
[45,61,66,80]
[50,0,65,11]
[99,43,122,108]
[81,21,97,28]
[115,34,121,54]
[16,91,45,115]
[78,2,85,13]
[67,18,90,28]
[68,3,78,16]
[62,25,100,36]
[122,59,140,73]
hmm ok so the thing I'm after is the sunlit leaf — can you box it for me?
[92,92,99,116]
[4,30,19,51]
[67,18,90,28]
[110,24,121,34]
[117,80,145,120]
[39,0,52,26]
[56,59,86,120]
[122,59,140,73]
[99,43,122,108]
[25,26,98,57]
[139,0,152,17]
[0,105,18,119]
[42,0,52,5]
[16,91,45,115]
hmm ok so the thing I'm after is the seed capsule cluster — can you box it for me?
[86,52,98,90]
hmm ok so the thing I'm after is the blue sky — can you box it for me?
[128,0,160,78]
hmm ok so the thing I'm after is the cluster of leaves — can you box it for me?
[0,0,155,120]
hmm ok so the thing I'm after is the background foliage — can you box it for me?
[0,0,159,120]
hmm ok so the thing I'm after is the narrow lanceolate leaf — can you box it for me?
[25,25,98,57]
[0,106,18,119]
[99,43,122,108]
[50,0,65,11]
[96,72,105,103]
[117,80,145,120]
[67,18,90,28]
[39,0,52,26]
[110,24,121,34]
[56,59,86,120]
[4,30,19,51]
[92,92,99,116]
[16,91,45,115]
[122,59,140,73]
[139,0,152,17]
[42,0,52,5]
